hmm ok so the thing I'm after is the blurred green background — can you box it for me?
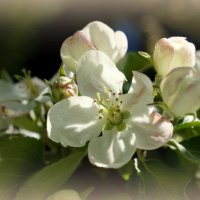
[0,0,200,79]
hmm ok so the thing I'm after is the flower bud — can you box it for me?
[46,189,82,200]
[160,67,200,117]
[60,21,128,72]
[51,76,78,102]
[153,37,196,77]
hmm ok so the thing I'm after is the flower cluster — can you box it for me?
[47,21,174,168]
[152,36,200,117]
[1,20,200,200]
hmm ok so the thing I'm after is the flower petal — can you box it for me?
[0,80,30,101]
[46,189,82,200]
[153,38,175,77]
[77,50,126,99]
[47,96,103,147]
[120,71,153,113]
[83,21,128,62]
[60,31,96,72]
[114,30,128,62]
[160,67,200,117]
[130,112,173,150]
[153,37,196,77]
[88,129,136,168]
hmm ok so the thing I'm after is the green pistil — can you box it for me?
[103,110,130,131]
[117,122,126,131]
[122,111,131,119]
[95,90,131,132]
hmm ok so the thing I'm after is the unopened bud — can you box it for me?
[153,37,196,77]
[160,67,200,117]
[52,76,78,102]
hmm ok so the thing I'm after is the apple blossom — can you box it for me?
[47,51,173,168]
[0,77,46,117]
[160,67,200,117]
[153,37,196,77]
[60,21,128,72]
[46,189,82,200]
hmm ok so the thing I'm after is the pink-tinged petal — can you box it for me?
[60,31,96,72]
[77,50,126,99]
[160,67,200,117]
[130,112,173,150]
[153,38,175,77]
[47,96,103,147]
[153,37,196,77]
[88,129,136,169]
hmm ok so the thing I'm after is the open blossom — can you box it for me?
[46,189,82,200]
[47,50,173,168]
[160,67,200,117]
[153,37,196,77]
[60,21,128,72]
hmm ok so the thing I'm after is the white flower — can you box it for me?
[60,21,128,72]
[160,67,200,117]
[47,51,173,168]
[153,37,196,77]
[0,78,46,117]
[46,189,82,200]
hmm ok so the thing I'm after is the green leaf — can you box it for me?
[117,52,152,81]
[0,135,43,200]
[15,150,86,200]
[174,121,200,132]
[170,137,200,165]
[0,69,13,83]
[0,116,8,133]
[9,115,44,134]
[174,121,200,141]
[141,159,192,200]
[118,160,134,181]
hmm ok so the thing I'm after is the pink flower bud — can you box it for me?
[153,37,196,77]
[52,76,78,102]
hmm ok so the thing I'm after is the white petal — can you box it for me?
[46,189,82,200]
[153,38,175,77]
[153,37,196,77]
[121,71,153,113]
[88,129,136,168]
[0,80,29,101]
[83,21,128,63]
[169,37,196,70]
[160,67,200,117]
[47,96,103,147]
[114,30,128,62]
[84,22,117,58]
[77,50,126,99]
[1,101,36,117]
[130,112,173,150]
[60,31,96,72]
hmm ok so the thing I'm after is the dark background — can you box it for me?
[0,0,200,79]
